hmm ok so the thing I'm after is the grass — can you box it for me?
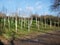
[0,19,60,39]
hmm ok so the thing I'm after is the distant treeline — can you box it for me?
[0,12,60,27]
[31,15,60,27]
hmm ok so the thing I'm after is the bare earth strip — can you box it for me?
[1,30,60,45]
[13,30,60,45]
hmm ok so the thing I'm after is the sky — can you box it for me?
[0,0,54,16]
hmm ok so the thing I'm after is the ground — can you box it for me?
[0,30,60,45]
[13,30,60,45]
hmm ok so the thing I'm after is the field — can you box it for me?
[0,16,60,40]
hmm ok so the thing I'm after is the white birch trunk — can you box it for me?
[29,18,33,27]
[8,17,10,30]
[4,17,6,30]
[21,18,23,30]
[36,17,37,27]
[24,18,25,28]
[37,21,39,30]
[41,18,42,28]
[19,18,20,24]
[30,17,33,26]
[15,17,17,32]
[45,18,46,28]
[28,18,30,31]
[50,20,52,28]
[40,17,43,28]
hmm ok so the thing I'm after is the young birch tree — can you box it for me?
[40,16,43,28]
[50,16,52,28]
[15,13,18,32]
[8,16,10,30]
[28,18,30,31]
[3,14,6,30]
[24,17,25,28]
[36,16,37,27]
[30,17,33,26]
[37,17,39,30]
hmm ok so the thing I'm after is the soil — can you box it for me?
[0,30,60,45]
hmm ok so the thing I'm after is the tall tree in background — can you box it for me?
[51,0,60,14]
[51,0,60,27]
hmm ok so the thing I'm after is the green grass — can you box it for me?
[0,18,60,39]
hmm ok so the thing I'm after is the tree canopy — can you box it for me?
[51,0,60,12]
